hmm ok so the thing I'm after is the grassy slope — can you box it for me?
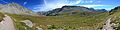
[8,12,109,30]
[108,10,120,30]
[0,13,5,22]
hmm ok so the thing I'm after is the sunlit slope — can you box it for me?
[0,2,38,16]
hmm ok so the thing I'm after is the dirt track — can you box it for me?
[102,18,115,30]
[0,15,16,30]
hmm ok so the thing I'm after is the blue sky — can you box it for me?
[0,0,120,12]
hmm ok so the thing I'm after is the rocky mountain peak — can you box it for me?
[0,2,37,16]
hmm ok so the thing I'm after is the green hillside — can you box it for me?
[0,2,120,30]
[108,10,120,30]
[7,12,109,30]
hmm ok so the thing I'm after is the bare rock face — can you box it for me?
[0,2,37,15]
[21,20,33,27]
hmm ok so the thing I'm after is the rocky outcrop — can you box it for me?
[21,20,33,28]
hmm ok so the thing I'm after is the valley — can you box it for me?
[0,2,120,30]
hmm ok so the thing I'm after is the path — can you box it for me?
[0,15,16,30]
[102,18,115,30]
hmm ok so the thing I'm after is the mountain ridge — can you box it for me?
[38,5,108,16]
[0,2,38,16]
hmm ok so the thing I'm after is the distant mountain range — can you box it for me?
[38,5,108,16]
[0,2,119,16]
[0,2,120,30]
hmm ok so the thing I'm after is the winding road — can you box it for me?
[0,15,16,30]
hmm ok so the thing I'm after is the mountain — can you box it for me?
[96,9,107,12]
[109,6,120,15]
[111,6,120,11]
[10,6,120,30]
[39,5,107,16]
[110,6,120,12]
[0,2,37,15]
[1,2,120,30]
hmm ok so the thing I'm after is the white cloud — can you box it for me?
[23,2,27,5]
[81,0,102,3]
[75,0,81,4]
[33,0,82,12]
[89,1,93,3]
[33,3,67,12]
[0,0,8,3]
[81,0,93,3]
[68,0,81,5]
[80,5,108,8]
[97,1,101,3]
[43,0,47,6]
